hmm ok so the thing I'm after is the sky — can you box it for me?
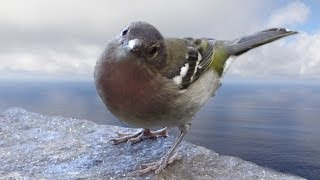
[0,0,319,81]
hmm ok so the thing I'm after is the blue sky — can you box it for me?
[0,0,319,80]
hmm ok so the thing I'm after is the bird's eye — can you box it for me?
[149,46,158,58]
[122,29,128,37]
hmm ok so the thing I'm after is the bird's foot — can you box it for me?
[130,151,181,176]
[109,127,168,145]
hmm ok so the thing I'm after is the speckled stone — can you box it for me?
[0,107,304,180]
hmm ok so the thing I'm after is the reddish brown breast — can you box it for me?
[95,59,172,126]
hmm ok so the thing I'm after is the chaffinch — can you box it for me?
[94,21,297,175]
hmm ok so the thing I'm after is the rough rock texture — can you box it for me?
[0,108,303,180]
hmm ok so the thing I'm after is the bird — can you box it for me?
[94,21,297,175]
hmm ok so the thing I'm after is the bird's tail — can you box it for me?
[225,28,298,56]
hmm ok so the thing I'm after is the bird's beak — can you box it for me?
[127,39,144,53]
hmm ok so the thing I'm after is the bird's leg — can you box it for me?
[130,123,191,175]
[109,127,168,145]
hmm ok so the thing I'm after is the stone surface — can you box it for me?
[0,107,304,180]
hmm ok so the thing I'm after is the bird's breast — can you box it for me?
[94,59,176,127]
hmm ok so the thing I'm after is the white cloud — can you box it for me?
[298,33,320,76]
[267,1,309,27]
[0,0,267,37]
[0,44,101,75]
[0,0,270,78]
[0,0,319,80]
[229,33,320,79]
[228,1,320,79]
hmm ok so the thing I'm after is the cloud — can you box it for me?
[0,0,268,37]
[267,1,309,27]
[298,33,320,76]
[0,43,101,75]
[0,0,319,80]
[229,33,320,79]
[0,0,270,78]
[228,1,320,79]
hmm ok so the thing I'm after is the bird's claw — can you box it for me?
[115,132,134,137]
[126,133,144,144]
[109,128,168,145]
[109,129,144,145]
[130,151,181,176]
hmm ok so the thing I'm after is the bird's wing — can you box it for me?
[180,38,216,89]
[162,29,297,90]
[163,38,216,90]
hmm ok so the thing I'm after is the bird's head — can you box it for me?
[118,21,167,68]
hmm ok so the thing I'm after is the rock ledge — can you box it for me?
[0,108,303,179]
